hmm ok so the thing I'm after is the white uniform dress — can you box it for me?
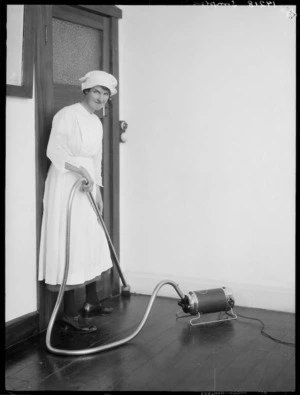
[38,103,112,290]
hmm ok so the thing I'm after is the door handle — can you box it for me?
[119,120,128,142]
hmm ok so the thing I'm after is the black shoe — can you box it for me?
[61,314,97,333]
[80,302,113,318]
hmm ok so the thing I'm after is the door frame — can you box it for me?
[35,5,122,330]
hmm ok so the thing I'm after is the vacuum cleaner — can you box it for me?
[46,174,237,356]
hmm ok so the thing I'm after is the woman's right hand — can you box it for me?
[79,166,94,192]
[65,162,94,192]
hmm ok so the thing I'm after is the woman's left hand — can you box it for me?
[96,186,103,215]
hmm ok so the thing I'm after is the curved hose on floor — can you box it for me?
[46,177,185,356]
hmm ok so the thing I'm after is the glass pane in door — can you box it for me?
[53,18,103,85]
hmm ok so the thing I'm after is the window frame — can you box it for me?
[6,5,35,98]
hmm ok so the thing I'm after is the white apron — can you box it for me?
[38,103,112,287]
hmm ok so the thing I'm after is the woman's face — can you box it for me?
[84,86,110,113]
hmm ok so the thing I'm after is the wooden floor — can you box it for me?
[5,294,295,392]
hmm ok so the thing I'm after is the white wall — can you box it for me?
[5,90,37,322]
[118,6,295,312]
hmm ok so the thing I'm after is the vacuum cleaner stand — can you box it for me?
[176,308,237,326]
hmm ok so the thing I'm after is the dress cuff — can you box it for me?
[95,179,103,188]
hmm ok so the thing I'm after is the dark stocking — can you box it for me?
[85,281,99,305]
[63,289,78,317]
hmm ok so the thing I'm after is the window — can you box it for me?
[6,5,34,98]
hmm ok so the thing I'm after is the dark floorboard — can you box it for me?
[5,294,295,392]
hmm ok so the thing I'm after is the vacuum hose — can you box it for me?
[45,177,186,356]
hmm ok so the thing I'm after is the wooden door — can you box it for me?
[35,5,122,330]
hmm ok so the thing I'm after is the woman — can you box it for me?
[38,70,118,333]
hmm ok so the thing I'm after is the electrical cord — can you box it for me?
[226,311,295,347]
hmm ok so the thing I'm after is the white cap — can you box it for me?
[79,70,118,95]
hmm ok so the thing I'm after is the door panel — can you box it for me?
[35,5,121,329]
[52,19,103,86]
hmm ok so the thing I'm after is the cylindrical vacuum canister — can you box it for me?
[187,287,235,315]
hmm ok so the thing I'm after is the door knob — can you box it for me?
[119,121,128,142]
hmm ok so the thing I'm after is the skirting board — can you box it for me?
[6,311,40,349]
[123,271,295,313]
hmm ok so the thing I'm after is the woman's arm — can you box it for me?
[47,110,79,173]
